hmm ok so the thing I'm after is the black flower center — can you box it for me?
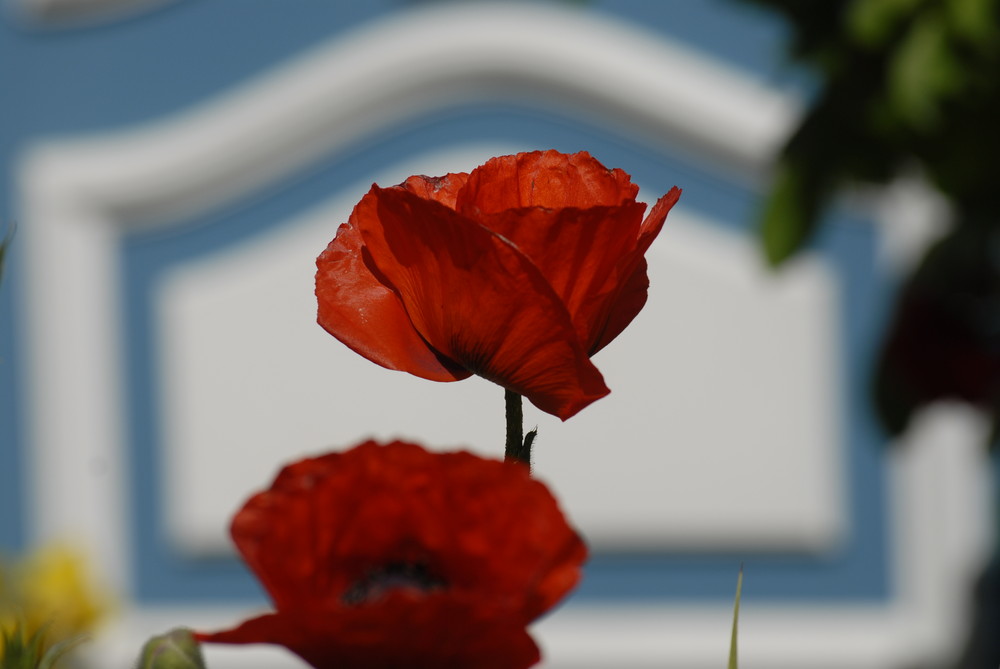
[341,562,446,605]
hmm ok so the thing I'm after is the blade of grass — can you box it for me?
[728,565,743,669]
[38,635,88,669]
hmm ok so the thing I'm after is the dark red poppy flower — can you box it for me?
[874,224,1000,436]
[316,150,681,419]
[197,440,587,669]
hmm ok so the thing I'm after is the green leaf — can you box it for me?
[847,0,923,47]
[1,621,87,669]
[728,566,743,669]
[946,0,999,50]
[37,635,88,669]
[888,13,963,130]
[759,161,824,266]
[1,623,47,669]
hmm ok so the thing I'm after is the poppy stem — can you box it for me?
[504,390,532,466]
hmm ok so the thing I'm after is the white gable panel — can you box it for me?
[158,162,843,556]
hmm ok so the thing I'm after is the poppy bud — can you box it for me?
[137,628,205,669]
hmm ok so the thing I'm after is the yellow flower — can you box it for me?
[1,543,112,658]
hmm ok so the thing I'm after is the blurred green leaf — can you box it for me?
[888,12,962,130]
[741,0,1000,450]
[1,624,43,669]
[728,566,743,669]
[848,0,922,47]
[1,623,83,669]
[760,161,825,266]
[946,0,999,50]
[37,635,87,669]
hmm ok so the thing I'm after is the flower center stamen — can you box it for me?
[341,562,445,605]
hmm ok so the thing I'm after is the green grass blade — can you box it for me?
[728,565,743,669]
[37,635,88,669]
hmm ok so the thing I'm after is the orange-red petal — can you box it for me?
[475,202,648,350]
[638,186,682,252]
[227,443,587,617]
[197,441,586,668]
[197,598,541,669]
[357,186,609,419]
[590,257,650,354]
[398,172,470,209]
[316,207,470,382]
[590,186,682,354]
[456,150,638,214]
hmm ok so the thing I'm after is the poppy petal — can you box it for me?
[199,442,586,668]
[457,150,638,214]
[358,187,609,419]
[316,203,470,382]
[198,602,541,669]
[398,172,470,209]
[590,187,682,354]
[225,444,440,613]
[421,450,587,614]
[475,202,647,350]
[230,443,587,618]
[639,186,682,251]
[589,257,651,355]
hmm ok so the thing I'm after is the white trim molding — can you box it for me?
[539,405,996,669]
[17,0,798,580]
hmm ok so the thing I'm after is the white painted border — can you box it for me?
[15,3,991,667]
[20,1,797,229]
[17,0,799,587]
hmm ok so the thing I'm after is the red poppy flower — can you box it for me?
[316,150,681,419]
[197,440,587,669]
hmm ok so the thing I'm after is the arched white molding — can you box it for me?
[18,0,801,588]
[16,3,991,669]
[22,2,797,227]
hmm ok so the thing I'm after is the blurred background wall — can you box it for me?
[0,1,994,667]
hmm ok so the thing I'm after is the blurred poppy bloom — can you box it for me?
[874,224,1000,436]
[197,440,587,669]
[316,150,681,419]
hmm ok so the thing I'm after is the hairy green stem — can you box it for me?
[504,390,532,466]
